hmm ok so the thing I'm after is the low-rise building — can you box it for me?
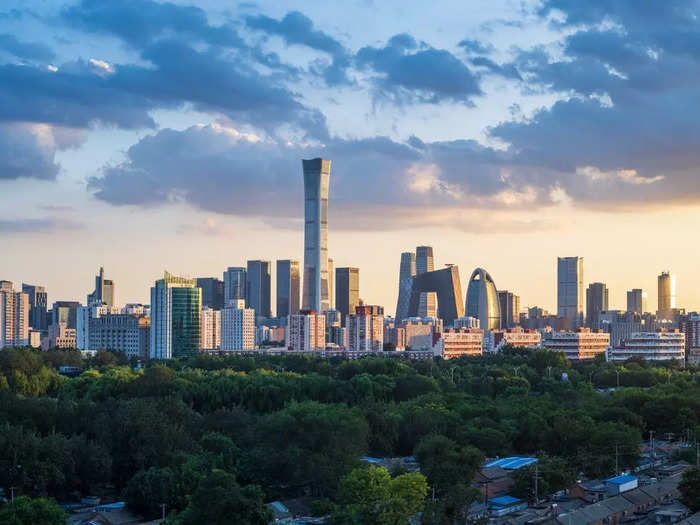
[609,331,685,362]
[434,328,483,359]
[43,322,76,349]
[492,327,542,351]
[542,328,610,360]
[402,317,441,350]
[89,314,150,358]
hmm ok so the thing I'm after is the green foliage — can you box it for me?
[0,346,697,523]
[512,456,576,501]
[679,467,700,512]
[0,496,67,525]
[336,465,427,525]
[176,470,270,525]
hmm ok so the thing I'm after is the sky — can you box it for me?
[2,0,700,315]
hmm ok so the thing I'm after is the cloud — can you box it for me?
[245,11,351,85]
[458,38,494,55]
[0,122,85,180]
[356,33,482,105]
[62,0,243,49]
[0,217,83,233]
[0,33,55,61]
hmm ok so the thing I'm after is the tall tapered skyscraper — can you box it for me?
[302,158,331,312]
[395,252,416,321]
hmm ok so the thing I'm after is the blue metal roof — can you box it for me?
[490,495,522,506]
[485,457,538,470]
[605,474,636,484]
[361,456,382,464]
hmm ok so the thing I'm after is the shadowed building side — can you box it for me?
[406,266,464,326]
[395,251,416,322]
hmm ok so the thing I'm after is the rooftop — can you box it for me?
[485,457,538,470]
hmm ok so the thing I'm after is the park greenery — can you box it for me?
[0,345,699,523]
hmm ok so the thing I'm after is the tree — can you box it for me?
[0,496,67,525]
[679,467,700,512]
[337,465,427,525]
[512,456,575,502]
[177,470,270,525]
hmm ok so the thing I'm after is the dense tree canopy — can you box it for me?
[0,347,698,522]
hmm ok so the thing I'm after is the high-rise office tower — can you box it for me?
[626,289,648,314]
[395,252,416,322]
[327,257,334,310]
[466,268,501,331]
[0,281,29,347]
[223,267,247,305]
[246,260,271,319]
[22,284,48,333]
[407,266,464,327]
[302,158,331,312]
[196,277,224,310]
[200,307,221,350]
[497,290,520,328]
[87,267,114,307]
[51,301,81,329]
[150,272,201,359]
[347,305,384,351]
[586,282,609,328]
[557,257,584,328]
[221,299,255,350]
[657,271,676,312]
[335,267,360,326]
[416,246,437,318]
[276,260,300,318]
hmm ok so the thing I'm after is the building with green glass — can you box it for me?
[150,272,201,359]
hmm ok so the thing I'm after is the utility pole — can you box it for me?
[534,462,540,505]
[161,503,166,522]
[696,441,699,469]
[615,444,619,476]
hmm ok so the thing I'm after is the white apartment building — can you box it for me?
[201,307,221,350]
[221,300,255,350]
[542,328,610,360]
[609,331,685,362]
[286,310,326,351]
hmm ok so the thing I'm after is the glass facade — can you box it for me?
[276,260,300,318]
[466,268,501,331]
[407,266,464,326]
[335,267,359,326]
[170,287,201,357]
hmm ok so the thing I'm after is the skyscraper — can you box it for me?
[407,266,464,327]
[466,268,501,331]
[395,252,416,322]
[335,267,360,326]
[557,257,584,328]
[0,281,29,347]
[287,310,326,351]
[416,246,437,318]
[626,289,648,314]
[196,277,224,310]
[87,267,115,307]
[302,158,331,312]
[200,307,221,350]
[327,257,334,310]
[586,282,609,328]
[277,260,300,318]
[22,284,48,333]
[657,271,676,313]
[150,272,201,359]
[497,290,520,328]
[223,267,247,305]
[246,260,271,319]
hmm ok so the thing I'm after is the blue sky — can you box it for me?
[2,0,700,314]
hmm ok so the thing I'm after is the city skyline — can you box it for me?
[2,1,700,315]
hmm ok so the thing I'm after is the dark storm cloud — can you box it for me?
[356,34,482,105]
[0,33,55,61]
